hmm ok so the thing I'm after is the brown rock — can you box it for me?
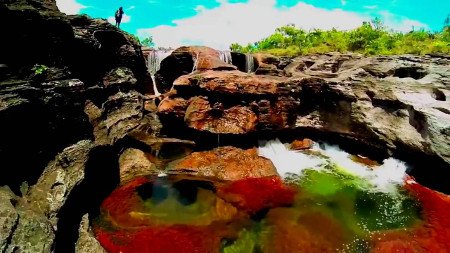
[254,53,285,76]
[75,214,106,253]
[119,148,156,183]
[174,70,285,96]
[168,146,278,181]
[290,138,314,150]
[155,46,236,93]
[184,97,258,134]
[158,97,190,117]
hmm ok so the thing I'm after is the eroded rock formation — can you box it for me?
[0,0,449,251]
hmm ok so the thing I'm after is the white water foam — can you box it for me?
[258,139,408,193]
[147,49,173,95]
[218,50,233,65]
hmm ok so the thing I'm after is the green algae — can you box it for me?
[221,223,267,253]
[291,165,422,235]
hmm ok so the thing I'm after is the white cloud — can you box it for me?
[56,0,86,15]
[107,14,132,25]
[341,0,347,6]
[127,6,136,11]
[378,11,428,32]
[137,1,427,50]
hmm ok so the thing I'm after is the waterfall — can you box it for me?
[218,50,233,64]
[147,49,173,95]
[245,53,254,73]
[192,52,200,73]
[150,75,159,96]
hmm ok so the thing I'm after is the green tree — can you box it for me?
[141,36,155,47]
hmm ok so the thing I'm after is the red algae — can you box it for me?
[217,176,296,213]
[95,225,222,253]
[371,181,450,253]
[101,176,152,227]
[94,175,450,253]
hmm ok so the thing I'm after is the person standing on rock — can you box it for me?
[115,7,124,28]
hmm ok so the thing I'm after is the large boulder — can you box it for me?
[67,15,150,89]
[168,146,279,181]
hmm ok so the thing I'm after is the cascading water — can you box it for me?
[218,50,233,65]
[245,53,254,73]
[192,52,200,73]
[258,139,407,193]
[147,49,173,96]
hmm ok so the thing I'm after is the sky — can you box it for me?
[56,0,450,49]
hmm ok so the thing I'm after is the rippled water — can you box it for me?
[93,140,450,253]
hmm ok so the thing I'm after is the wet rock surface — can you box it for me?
[1,0,449,251]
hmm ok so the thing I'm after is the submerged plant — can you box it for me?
[31,64,48,76]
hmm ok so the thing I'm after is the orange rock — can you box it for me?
[173,70,286,96]
[350,154,380,167]
[168,146,278,181]
[290,138,314,150]
[158,97,190,117]
[184,97,258,134]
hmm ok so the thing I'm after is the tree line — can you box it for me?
[230,17,450,56]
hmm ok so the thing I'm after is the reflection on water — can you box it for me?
[94,139,450,253]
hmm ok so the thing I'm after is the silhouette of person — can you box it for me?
[115,7,124,28]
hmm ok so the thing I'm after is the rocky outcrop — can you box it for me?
[67,15,149,89]
[0,0,152,192]
[156,50,450,193]
[1,140,94,252]
[119,148,156,184]
[154,46,236,93]
[0,186,18,252]
[75,214,107,253]
[0,77,93,191]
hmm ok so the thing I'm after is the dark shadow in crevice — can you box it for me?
[53,146,120,253]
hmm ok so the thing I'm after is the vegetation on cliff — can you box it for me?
[230,18,450,56]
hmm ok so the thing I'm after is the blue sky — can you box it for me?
[56,0,449,49]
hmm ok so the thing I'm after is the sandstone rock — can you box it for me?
[155,46,236,93]
[86,91,161,145]
[158,97,190,117]
[160,51,450,194]
[21,140,94,226]
[254,53,286,76]
[0,187,18,252]
[75,214,106,253]
[184,97,258,134]
[290,138,313,150]
[173,70,286,96]
[168,146,278,181]
[119,148,156,183]
[103,67,137,91]
[4,210,55,253]
[0,78,92,190]
[68,15,149,89]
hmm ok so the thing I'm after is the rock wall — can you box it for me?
[0,0,151,191]
[156,49,450,193]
